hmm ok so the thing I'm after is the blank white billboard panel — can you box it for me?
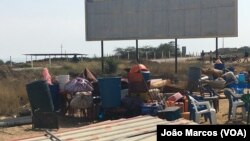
[85,0,238,41]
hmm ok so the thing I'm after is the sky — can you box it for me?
[0,0,250,62]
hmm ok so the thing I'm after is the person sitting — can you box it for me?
[221,71,238,87]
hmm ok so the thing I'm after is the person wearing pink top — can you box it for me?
[42,67,52,85]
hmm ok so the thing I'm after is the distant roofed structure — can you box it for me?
[24,53,87,68]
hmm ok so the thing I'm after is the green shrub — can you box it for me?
[5,61,14,65]
[14,63,30,68]
[0,59,4,65]
[104,58,119,74]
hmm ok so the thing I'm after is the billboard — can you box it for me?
[85,0,238,41]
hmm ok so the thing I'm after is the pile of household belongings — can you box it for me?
[201,68,226,89]
[140,91,189,118]
[127,64,172,101]
[165,92,189,114]
[64,68,95,110]
[199,76,226,89]
[128,64,172,90]
[150,79,172,89]
[201,68,224,79]
[124,64,173,116]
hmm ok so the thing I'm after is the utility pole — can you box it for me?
[10,56,12,67]
[222,37,224,48]
[61,44,63,59]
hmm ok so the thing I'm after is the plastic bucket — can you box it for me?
[238,74,245,83]
[98,77,121,108]
[141,71,150,82]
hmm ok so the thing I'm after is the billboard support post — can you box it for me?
[101,40,104,74]
[216,37,218,59]
[136,39,139,62]
[175,38,178,74]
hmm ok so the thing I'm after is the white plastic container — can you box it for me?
[56,75,70,92]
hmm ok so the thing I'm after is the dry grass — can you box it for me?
[0,79,27,115]
[49,61,102,77]
[0,60,104,116]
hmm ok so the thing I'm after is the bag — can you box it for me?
[70,92,93,109]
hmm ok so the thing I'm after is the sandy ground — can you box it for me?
[0,98,248,141]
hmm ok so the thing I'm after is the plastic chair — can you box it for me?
[188,95,217,124]
[26,80,59,129]
[224,88,246,121]
[199,83,219,112]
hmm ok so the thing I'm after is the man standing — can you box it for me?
[209,51,213,64]
[201,50,205,63]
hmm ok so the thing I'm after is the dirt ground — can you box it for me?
[0,98,248,141]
